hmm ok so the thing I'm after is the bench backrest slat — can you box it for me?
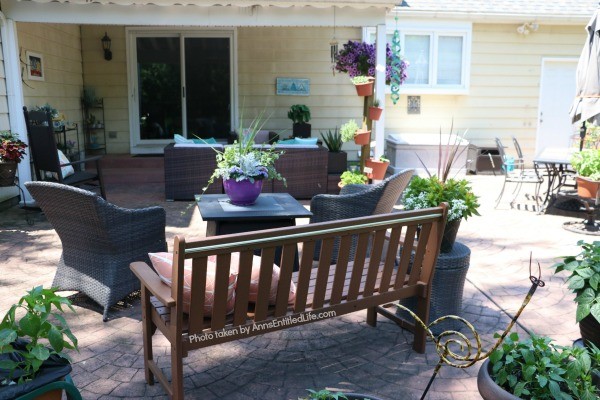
[274,244,297,317]
[294,240,315,313]
[408,223,432,286]
[312,237,335,309]
[330,235,352,305]
[210,253,231,330]
[395,225,417,289]
[232,251,254,326]
[380,226,402,293]
[254,247,276,322]
[188,257,208,333]
[363,229,387,297]
[346,231,371,301]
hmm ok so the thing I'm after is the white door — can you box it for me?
[536,59,578,154]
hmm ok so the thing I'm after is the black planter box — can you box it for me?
[292,123,311,138]
[327,151,347,174]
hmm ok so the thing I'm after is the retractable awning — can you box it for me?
[20,0,395,8]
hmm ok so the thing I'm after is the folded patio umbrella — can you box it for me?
[570,8,600,126]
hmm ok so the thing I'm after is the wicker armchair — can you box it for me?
[310,169,414,262]
[25,182,167,321]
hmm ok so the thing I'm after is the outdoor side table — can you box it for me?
[397,241,471,334]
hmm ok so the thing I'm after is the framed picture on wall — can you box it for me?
[26,51,44,81]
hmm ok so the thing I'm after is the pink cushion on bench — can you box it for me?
[148,252,237,315]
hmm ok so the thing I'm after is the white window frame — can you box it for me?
[363,20,471,95]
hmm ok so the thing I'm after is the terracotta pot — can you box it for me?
[580,313,600,349]
[354,81,374,96]
[368,106,383,121]
[477,359,519,400]
[440,219,461,253]
[353,130,371,145]
[0,160,18,187]
[365,159,389,180]
[576,176,600,198]
[223,179,263,206]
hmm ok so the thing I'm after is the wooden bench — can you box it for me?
[130,205,447,399]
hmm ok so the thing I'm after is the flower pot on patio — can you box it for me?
[365,158,389,180]
[368,106,383,121]
[0,160,18,187]
[353,130,370,146]
[477,359,519,400]
[292,122,311,138]
[223,178,263,206]
[327,151,347,174]
[441,219,461,253]
[576,176,600,198]
[579,314,600,348]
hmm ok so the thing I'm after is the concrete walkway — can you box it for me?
[0,175,589,399]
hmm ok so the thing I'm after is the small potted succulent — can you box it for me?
[364,154,390,180]
[0,131,27,187]
[340,120,370,146]
[321,128,348,174]
[0,286,79,399]
[368,99,383,121]
[339,169,368,188]
[350,76,374,97]
[288,104,311,138]
[570,149,600,198]
[551,240,600,349]
[477,332,599,399]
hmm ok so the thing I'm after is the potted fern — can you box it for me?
[321,128,347,174]
[288,104,311,138]
[0,287,79,399]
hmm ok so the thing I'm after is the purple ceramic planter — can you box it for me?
[223,178,263,205]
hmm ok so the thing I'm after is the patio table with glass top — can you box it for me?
[197,193,313,269]
[534,147,578,209]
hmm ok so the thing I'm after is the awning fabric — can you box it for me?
[21,0,395,9]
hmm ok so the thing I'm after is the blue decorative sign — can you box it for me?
[276,78,310,96]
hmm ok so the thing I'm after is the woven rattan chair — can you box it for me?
[310,169,414,262]
[25,181,167,321]
[23,107,106,199]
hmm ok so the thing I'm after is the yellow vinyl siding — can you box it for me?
[385,22,587,159]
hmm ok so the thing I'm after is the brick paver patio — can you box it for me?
[0,175,588,399]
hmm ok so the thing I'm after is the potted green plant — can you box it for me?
[204,113,285,205]
[368,99,383,121]
[321,128,347,174]
[340,120,370,146]
[0,131,27,187]
[477,333,599,399]
[339,169,367,187]
[350,76,374,97]
[364,154,390,180]
[570,149,600,198]
[0,286,79,400]
[288,104,311,138]
[551,240,600,349]
[300,389,384,400]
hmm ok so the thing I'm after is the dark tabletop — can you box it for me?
[197,193,313,221]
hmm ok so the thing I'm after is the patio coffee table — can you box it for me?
[197,193,313,269]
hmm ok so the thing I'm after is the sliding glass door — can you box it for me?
[130,30,234,151]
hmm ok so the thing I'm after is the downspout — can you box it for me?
[0,12,32,204]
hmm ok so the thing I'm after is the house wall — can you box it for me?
[385,22,586,158]
[0,33,18,204]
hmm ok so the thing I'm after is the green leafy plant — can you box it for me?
[377,155,389,163]
[203,111,285,194]
[300,389,348,400]
[489,332,599,399]
[350,76,371,85]
[287,105,311,124]
[340,169,367,186]
[551,240,600,324]
[571,150,600,181]
[372,99,380,108]
[340,120,359,143]
[32,103,58,120]
[321,128,344,152]
[0,131,27,163]
[402,176,480,222]
[0,286,78,384]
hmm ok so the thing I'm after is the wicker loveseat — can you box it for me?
[163,143,328,200]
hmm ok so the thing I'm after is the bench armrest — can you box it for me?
[130,261,175,307]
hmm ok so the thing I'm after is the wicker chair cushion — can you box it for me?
[149,252,237,315]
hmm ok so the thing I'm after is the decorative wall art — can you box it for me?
[276,78,310,96]
[26,51,44,81]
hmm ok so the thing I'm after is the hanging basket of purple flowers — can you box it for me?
[334,40,408,85]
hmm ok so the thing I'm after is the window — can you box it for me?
[364,21,471,94]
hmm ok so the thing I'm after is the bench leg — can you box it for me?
[171,342,184,400]
[366,306,377,327]
[412,296,430,354]
[141,286,155,385]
